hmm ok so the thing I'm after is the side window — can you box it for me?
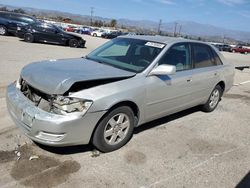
[34,25,44,32]
[193,44,216,68]
[158,43,191,71]
[45,27,56,33]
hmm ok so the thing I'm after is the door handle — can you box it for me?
[187,78,192,82]
[214,72,218,76]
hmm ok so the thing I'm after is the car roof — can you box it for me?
[119,35,208,45]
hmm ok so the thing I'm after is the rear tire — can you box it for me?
[0,25,8,36]
[24,33,34,43]
[93,33,97,37]
[69,39,79,48]
[201,85,222,112]
[92,106,135,152]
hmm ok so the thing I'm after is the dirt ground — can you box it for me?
[0,35,249,188]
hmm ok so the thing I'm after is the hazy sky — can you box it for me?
[0,0,250,31]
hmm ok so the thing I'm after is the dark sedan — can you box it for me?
[0,11,38,36]
[101,31,123,39]
[17,22,86,48]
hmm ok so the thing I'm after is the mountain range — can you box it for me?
[1,4,250,42]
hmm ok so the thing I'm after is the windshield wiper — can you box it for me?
[85,56,108,65]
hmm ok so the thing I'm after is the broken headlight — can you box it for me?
[51,96,92,116]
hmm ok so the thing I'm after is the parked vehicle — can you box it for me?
[212,44,232,52]
[91,29,108,37]
[221,44,232,52]
[0,11,37,36]
[6,36,235,152]
[17,22,86,48]
[101,31,123,39]
[65,26,77,32]
[231,45,250,54]
[75,27,93,35]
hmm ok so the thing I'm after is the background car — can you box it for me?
[231,45,250,54]
[0,11,38,36]
[91,29,108,37]
[65,25,77,32]
[101,31,123,39]
[212,44,232,52]
[75,27,93,35]
[17,22,86,48]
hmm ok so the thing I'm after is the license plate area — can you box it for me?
[21,111,34,127]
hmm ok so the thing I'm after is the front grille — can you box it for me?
[20,78,51,106]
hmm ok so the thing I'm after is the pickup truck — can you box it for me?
[231,46,250,54]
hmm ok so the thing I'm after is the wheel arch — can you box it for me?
[216,81,225,94]
[90,100,140,142]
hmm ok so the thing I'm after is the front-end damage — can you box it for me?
[6,57,137,146]
[17,75,132,116]
[6,81,107,146]
[17,78,93,117]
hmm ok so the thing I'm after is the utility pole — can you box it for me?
[178,25,182,36]
[90,7,94,26]
[157,19,162,35]
[173,22,178,37]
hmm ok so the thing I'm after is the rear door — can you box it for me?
[189,43,222,102]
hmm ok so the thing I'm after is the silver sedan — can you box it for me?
[6,35,235,152]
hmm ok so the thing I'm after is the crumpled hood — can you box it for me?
[21,58,135,94]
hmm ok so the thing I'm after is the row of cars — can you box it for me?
[0,11,86,48]
[213,43,250,54]
[65,26,133,39]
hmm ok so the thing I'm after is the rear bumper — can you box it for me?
[6,83,106,146]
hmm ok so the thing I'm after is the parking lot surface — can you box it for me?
[0,35,249,188]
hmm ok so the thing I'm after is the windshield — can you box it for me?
[86,38,165,73]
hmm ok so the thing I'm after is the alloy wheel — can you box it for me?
[104,113,130,145]
[209,89,220,109]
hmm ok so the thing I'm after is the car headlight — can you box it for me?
[51,96,92,116]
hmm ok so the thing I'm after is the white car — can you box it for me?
[91,29,107,37]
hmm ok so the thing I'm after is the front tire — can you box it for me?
[24,33,34,43]
[92,106,135,152]
[69,39,79,48]
[202,85,222,112]
[0,25,8,36]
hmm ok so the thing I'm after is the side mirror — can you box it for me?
[149,64,176,76]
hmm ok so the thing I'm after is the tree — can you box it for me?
[0,6,8,11]
[13,8,26,14]
[110,19,117,28]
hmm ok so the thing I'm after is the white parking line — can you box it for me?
[239,80,250,85]
[233,80,250,86]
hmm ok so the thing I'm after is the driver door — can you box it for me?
[144,43,199,121]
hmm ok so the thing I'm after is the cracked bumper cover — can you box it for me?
[6,83,106,146]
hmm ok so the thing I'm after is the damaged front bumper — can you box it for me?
[6,83,106,146]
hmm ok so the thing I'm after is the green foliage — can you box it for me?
[110,19,117,27]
